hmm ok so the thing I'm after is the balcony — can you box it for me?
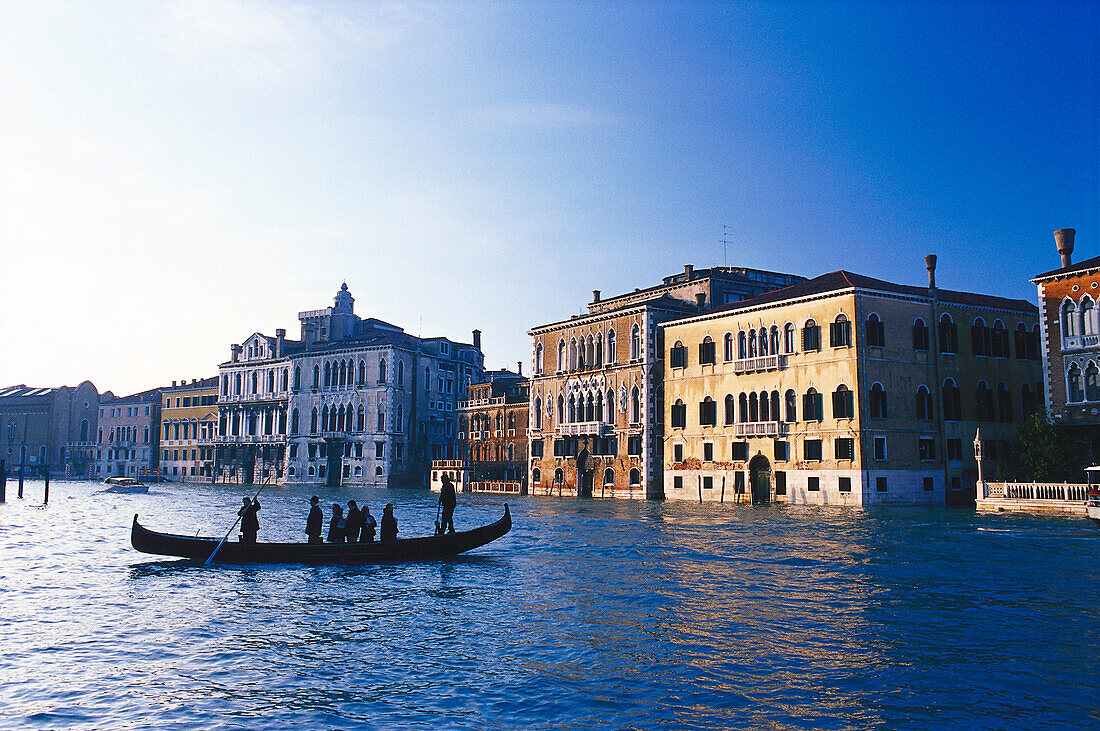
[734,421,787,437]
[217,434,284,444]
[557,421,614,437]
[732,354,787,374]
[1062,334,1100,351]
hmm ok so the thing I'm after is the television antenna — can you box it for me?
[719,225,734,267]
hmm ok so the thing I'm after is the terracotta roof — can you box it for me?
[1033,254,1100,281]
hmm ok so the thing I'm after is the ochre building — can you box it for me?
[160,377,219,482]
[662,258,1042,505]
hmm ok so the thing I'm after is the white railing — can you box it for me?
[985,482,1090,502]
[1063,334,1100,351]
[734,421,786,437]
[557,421,613,436]
[469,481,523,494]
[732,354,787,373]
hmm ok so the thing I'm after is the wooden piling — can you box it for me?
[43,468,49,504]
[18,464,24,499]
[0,459,6,502]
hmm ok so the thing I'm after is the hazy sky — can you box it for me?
[1,1,1097,396]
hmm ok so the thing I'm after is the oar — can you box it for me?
[205,484,265,566]
[434,493,443,535]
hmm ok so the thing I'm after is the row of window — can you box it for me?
[670,380,1043,428]
[164,395,217,408]
[531,466,644,487]
[669,315,1040,367]
[531,389,643,428]
[534,325,643,374]
[671,472,935,495]
[465,413,519,432]
[100,406,151,418]
[1066,362,1100,403]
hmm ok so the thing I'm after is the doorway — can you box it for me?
[749,455,771,504]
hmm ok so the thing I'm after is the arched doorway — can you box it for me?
[749,455,771,504]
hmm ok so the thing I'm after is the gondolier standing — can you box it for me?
[439,474,457,534]
[238,497,260,543]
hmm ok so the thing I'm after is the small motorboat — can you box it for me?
[131,505,512,564]
[103,477,149,494]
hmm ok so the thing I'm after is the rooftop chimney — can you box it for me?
[1055,228,1076,268]
[172,380,177,387]
[685,264,694,280]
[925,254,937,292]
[472,329,482,351]
[517,361,523,376]
[695,292,707,309]
[593,290,601,303]
[275,328,286,357]
[231,344,242,362]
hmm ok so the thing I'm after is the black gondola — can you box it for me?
[130,505,511,564]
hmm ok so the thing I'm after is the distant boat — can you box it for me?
[130,505,512,564]
[103,477,149,494]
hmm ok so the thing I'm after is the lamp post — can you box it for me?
[974,428,986,500]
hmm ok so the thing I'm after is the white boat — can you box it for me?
[1086,467,1100,525]
[103,477,149,494]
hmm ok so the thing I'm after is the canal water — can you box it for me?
[0,480,1097,730]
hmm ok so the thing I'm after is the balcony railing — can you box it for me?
[732,354,787,373]
[734,421,786,437]
[217,434,284,444]
[557,421,614,436]
[1062,334,1100,351]
[984,482,1090,502]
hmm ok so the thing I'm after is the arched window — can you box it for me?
[748,392,758,422]
[739,392,748,422]
[870,383,887,418]
[738,331,747,359]
[596,333,604,367]
[235,373,242,394]
[699,396,716,426]
[595,391,604,422]
[281,368,288,391]
[557,395,565,423]
[1069,364,1085,402]
[943,379,961,420]
[558,339,566,370]
[770,326,780,355]
[866,313,885,347]
[1022,383,1036,417]
[1064,300,1079,338]
[939,314,957,354]
[535,343,544,374]
[79,419,88,442]
[971,317,992,357]
[396,404,403,432]
[913,318,929,351]
[323,362,331,388]
[604,468,614,486]
[976,381,995,421]
[606,330,617,364]
[310,408,318,433]
[758,329,768,356]
[992,320,1008,357]
[377,408,385,432]
[554,467,564,487]
[724,394,735,425]
[771,391,780,422]
[1083,299,1098,337]
[569,338,578,370]
[784,390,797,422]
[830,314,851,347]
[671,399,686,428]
[534,398,543,429]
[338,361,346,387]
[379,358,387,384]
[629,468,641,486]
[748,329,757,357]
[1088,364,1100,402]
[357,405,365,432]
[802,319,821,351]
[293,367,301,391]
[724,333,734,362]
[758,391,769,421]
[607,389,616,419]
[700,335,716,364]
[784,323,796,354]
[251,372,258,394]
[397,360,404,387]
[312,365,319,389]
[916,385,933,420]
[532,468,541,484]
[997,382,1014,422]
[290,409,299,434]
[631,386,641,423]
[359,361,366,385]
[568,394,576,423]
[832,385,854,419]
[630,325,641,360]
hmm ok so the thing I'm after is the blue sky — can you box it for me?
[1,1,1096,395]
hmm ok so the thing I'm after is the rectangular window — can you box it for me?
[670,344,687,368]
[829,319,851,347]
[924,476,934,492]
[731,441,749,461]
[673,443,683,463]
[699,399,717,426]
[627,436,642,456]
[554,439,565,457]
[866,319,885,347]
[673,475,683,489]
[671,402,687,429]
[873,437,886,461]
[835,438,855,460]
[375,442,384,459]
[774,471,786,495]
[703,442,713,462]
[289,444,298,459]
[947,438,962,461]
[734,471,745,494]
[698,339,715,365]
[803,392,823,421]
[839,476,852,492]
[774,440,789,462]
[531,440,544,458]
[919,437,936,461]
[702,476,713,490]
[802,324,821,351]
[832,389,854,419]
[950,476,961,493]
[804,440,822,461]
[396,444,404,460]
[876,476,888,493]
[807,476,820,492]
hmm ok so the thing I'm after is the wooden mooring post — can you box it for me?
[43,467,49,504]
[0,459,6,502]
[18,463,24,499]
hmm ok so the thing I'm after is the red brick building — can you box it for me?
[459,369,529,483]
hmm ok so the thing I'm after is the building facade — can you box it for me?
[1032,229,1100,430]
[160,377,219,482]
[459,368,530,483]
[97,389,162,480]
[0,381,101,478]
[661,259,1043,505]
[527,265,805,499]
[217,284,485,488]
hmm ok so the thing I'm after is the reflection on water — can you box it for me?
[0,480,1098,729]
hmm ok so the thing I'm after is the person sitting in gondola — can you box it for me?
[380,503,398,541]
[361,506,377,542]
[345,500,363,543]
[306,496,324,543]
[328,503,346,543]
[238,497,260,543]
